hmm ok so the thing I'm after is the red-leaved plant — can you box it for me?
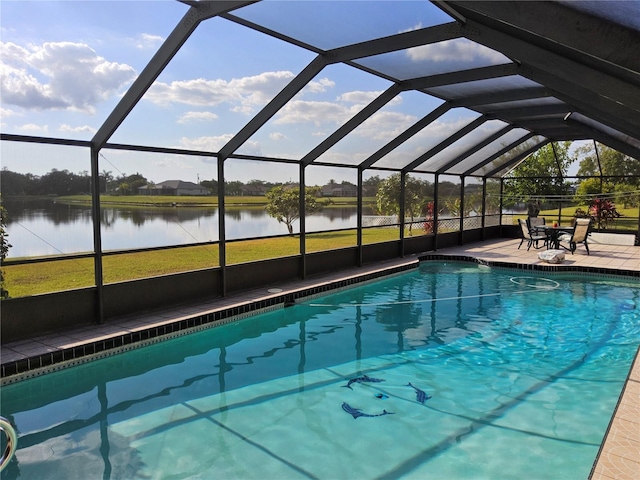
[423,201,436,234]
[588,198,621,230]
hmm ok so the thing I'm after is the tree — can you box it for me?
[575,143,640,207]
[200,178,218,195]
[503,142,574,213]
[100,170,114,194]
[484,180,501,214]
[445,197,473,217]
[614,183,639,208]
[265,185,325,235]
[576,143,640,184]
[574,178,615,204]
[116,173,148,195]
[376,173,432,233]
[0,168,35,195]
[225,180,244,196]
[38,169,90,195]
[363,175,382,197]
[0,198,12,298]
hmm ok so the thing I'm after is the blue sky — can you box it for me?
[1,1,585,185]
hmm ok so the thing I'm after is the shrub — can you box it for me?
[588,198,621,230]
[423,201,438,234]
[0,202,12,298]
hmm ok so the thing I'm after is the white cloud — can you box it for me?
[0,41,136,113]
[180,134,233,152]
[272,91,405,134]
[337,90,383,104]
[380,117,477,165]
[136,33,164,50]
[154,157,193,171]
[0,107,19,118]
[269,132,287,141]
[177,111,219,124]
[354,111,417,141]
[18,123,48,134]
[421,117,478,139]
[1,62,66,110]
[401,23,423,34]
[236,140,263,156]
[303,77,335,94]
[146,71,295,115]
[59,124,97,134]
[319,151,369,165]
[178,134,262,156]
[407,38,507,63]
[274,100,354,126]
[230,104,254,115]
[337,90,402,107]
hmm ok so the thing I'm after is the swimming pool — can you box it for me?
[1,261,639,479]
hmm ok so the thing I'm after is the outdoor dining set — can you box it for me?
[518,216,592,255]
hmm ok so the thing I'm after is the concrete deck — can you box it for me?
[1,238,639,478]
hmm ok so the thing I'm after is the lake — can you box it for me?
[2,198,375,258]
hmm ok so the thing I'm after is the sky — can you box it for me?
[1,0,586,186]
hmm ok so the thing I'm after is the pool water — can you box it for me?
[2,262,639,479]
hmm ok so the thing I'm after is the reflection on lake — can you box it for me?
[3,198,372,258]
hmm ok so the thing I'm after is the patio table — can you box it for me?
[538,225,572,249]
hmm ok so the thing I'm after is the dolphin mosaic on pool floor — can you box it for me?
[2,238,639,478]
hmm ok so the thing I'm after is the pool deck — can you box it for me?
[1,238,639,478]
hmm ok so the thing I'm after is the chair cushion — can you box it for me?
[538,249,566,264]
[558,234,572,242]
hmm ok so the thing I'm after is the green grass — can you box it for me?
[2,227,411,297]
[513,204,639,230]
[11,204,634,300]
[3,257,95,297]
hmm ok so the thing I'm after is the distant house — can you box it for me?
[241,184,268,196]
[138,180,210,196]
[321,182,357,197]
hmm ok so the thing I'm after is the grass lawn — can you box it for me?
[513,204,639,230]
[5,205,635,299]
[2,227,412,298]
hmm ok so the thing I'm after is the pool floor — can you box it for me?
[2,239,639,479]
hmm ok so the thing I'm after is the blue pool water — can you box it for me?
[1,262,639,479]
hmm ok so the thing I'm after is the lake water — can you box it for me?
[2,198,373,258]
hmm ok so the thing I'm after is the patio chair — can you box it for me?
[518,218,548,251]
[527,216,545,234]
[558,218,592,255]
[527,217,547,235]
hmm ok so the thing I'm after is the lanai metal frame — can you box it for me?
[1,0,639,323]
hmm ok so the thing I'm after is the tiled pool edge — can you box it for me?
[419,253,640,278]
[3,255,638,384]
[2,253,638,476]
[1,260,419,384]
[421,254,640,480]
[588,345,640,480]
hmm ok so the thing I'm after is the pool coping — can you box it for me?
[2,254,637,384]
[1,252,638,478]
[588,345,640,480]
[1,259,420,384]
